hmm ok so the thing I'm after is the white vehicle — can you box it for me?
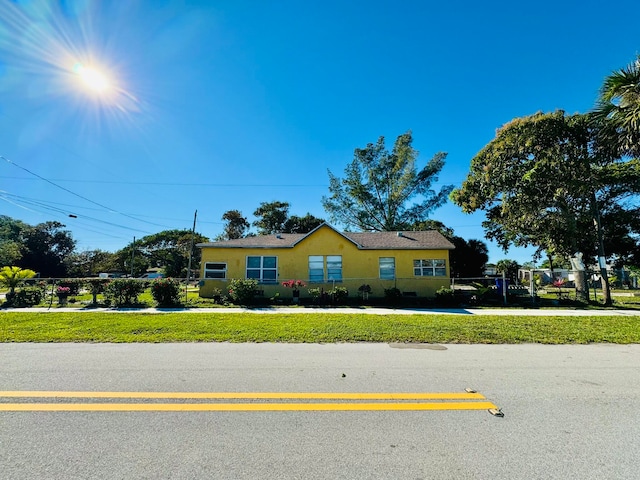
[140,273,164,279]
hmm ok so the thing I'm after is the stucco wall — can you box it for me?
[199,227,450,299]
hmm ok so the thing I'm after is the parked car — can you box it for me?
[140,273,164,279]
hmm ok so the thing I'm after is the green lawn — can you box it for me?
[1,311,638,344]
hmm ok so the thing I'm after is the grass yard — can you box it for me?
[1,311,638,344]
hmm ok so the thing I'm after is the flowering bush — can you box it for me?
[552,278,566,288]
[150,278,182,307]
[104,279,146,307]
[552,277,567,301]
[329,286,348,302]
[56,286,71,296]
[282,280,306,289]
[57,279,83,295]
[282,279,305,303]
[228,278,259,305]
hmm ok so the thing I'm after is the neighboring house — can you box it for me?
[197,223,455,299]
[484,264,497,276]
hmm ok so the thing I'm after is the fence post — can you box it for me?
[502,271,507,305]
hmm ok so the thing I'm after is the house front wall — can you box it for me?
[199,227,451,299]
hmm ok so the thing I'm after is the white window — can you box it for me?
[246,256,277,283]
[379,257,395,280]
[308,255,324,283]
[204,262,227,279]
[327,255,342,281]
[414,259,447,277]
[308,255,342,282]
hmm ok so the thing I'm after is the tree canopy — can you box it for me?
[592,55,640,158]
[253,201,290,235]
[282,213,325,234]
[117,229,209,277]
[18,221,76,277]
[322,131,454,231]
[217,210,250,240]
[451,110,640,303]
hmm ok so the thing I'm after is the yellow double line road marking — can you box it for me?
[0,391,499,412]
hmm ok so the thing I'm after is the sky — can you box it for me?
[1,0,639,265]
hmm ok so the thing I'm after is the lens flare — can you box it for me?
[73,63,110,93]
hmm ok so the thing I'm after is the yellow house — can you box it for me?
[197,224,454,300]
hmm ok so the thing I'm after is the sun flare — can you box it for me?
[73,63,111,93]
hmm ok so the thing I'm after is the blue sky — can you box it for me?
[1,0,639,264]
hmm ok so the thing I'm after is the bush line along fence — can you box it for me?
[2,275,617,309]
[1,277,189,308]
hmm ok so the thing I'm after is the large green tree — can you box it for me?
[217,210,250,240]
[282,213,325,234]
[495,259,520,283]
[18,221,76,278]
[65,249,118,277]
[592,55,640,157]
[253,201,290,235]
[118,229,209,277]
[0,216,28,266]
[322,131,454,231]
[452,111,640,304]
[449,237,489,279]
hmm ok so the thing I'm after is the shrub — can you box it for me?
[307,288,322,299]
[329,286,349,303]
[0,266,37,295]
[104,279,146,307]
[210,287,223,304]
[435,287,457,306]
[384,287,402,302]
[4,287,44,307]
[151,278,182,307]
[228,278,259,305]
[85,278,111,305]
[57,279,83,295]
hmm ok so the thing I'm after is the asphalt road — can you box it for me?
[1,343,639,479]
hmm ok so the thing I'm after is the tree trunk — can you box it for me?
[573,269,589,303]
[571,253,589,303]
[599,261,612,306]
[592,194,612,306]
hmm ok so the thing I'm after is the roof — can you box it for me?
[197,224,455,250]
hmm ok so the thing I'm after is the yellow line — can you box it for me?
[0,391,486,400]
[0,402,498,412]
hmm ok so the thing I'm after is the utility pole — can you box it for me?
[185,210,197,302]
[130,237,136,277]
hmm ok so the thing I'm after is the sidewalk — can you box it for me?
[3,306,640,316]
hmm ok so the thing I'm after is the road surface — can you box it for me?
[1,343,639,479]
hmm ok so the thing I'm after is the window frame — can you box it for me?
[379,257,396,280]
[246,255,278,283]
[413,259,447,277]
[204,262,227,279]
[308,255,325,283]
[308,255,343,283]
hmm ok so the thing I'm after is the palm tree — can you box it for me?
[0,266,36,295]
[592,55,640,157]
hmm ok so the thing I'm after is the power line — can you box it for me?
[0,191,153,236]
[0,190,222,225]
[1,155,169,229]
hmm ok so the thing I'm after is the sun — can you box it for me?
[73,63,111,93]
